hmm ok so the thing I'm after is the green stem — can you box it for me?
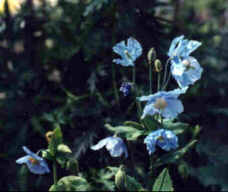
[149,63,152,94]
[112,62,120,106]
[162,70,171,90]
[162,58,171,87]
[53,161,57,185]
[157,72,161,91]
[132,66,136,85]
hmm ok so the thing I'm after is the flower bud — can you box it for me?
[154,59,162,72]
[45,131,54,143]
[115,165,126,190]
[147,48,156,65]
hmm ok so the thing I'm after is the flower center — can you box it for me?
[154,98,167,110]
[157,136,164,142]
[182,59,195,71]
[29,157,39,165]
[124,50,132,60]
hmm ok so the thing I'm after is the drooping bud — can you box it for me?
[115,165,126,190]
[147,48,156,65]
[45,131,54,143]
[154,59,163,72]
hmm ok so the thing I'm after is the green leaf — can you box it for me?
[163,120,189,130]
[152,168,174,191]
[153,140,197,167]
[48,125,63,156]
[105,124,143,141]
[57,144,72,153]
[125,175,145,191]
[143,116,160,130]
[123,121,144,130]
[41,149,54,160]
[49,176,90,191]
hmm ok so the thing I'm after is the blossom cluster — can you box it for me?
[91,35,202,157]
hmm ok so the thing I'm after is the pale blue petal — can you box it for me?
[162,98,183,119]
[180,40,202,57]
[26,161,49,175]
[157,130,178,151]
[113,58,134,66]
[165,87,188,98]
[172,57,203,88]
[127,37,143,60]
[112,41,126,56]
[16,155,30,164]
[141,103,158,119]
[105,137,120,150]
[168,35,184,57]
[22,146,43,161]
[171,60,185,76]
[90,137,111,151]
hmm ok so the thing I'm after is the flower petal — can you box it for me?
[22,146,43,161]
[90,137,111,151]
[16,155,30,164]
[168,35,184,57]
[127,37,142,60]
[162,98,184,119]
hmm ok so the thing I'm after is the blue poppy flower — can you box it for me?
[16,146,50,175]
[137,87,187,119]
[168,35,203,88]
[144,129,178,154]
[120,82,132,96]
[113,37,142,67]
[90,136,128,158]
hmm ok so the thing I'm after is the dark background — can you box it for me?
[0,0,228,190]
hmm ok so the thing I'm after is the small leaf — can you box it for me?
[153,140,197,167]
[125,175,145,191]
[152,168,174,191]
[105,124,143,141]
[41,149,54,160]
[48,125,63,156]
[57,144,72,153]
[143,116,160,130]
[123,121,144,130]
[49,176,90,191]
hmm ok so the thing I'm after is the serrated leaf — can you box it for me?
[125,175,145,191]
[153,140,197,167]
[49,176,90,191]
[105,124,143,141]
[152,168,174,191]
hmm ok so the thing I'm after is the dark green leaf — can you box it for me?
[49,176,90,191]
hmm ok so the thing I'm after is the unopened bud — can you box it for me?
[45,131,54,143]
[115,165,126,190]
[147,48,156,65]
[154,59,162,72]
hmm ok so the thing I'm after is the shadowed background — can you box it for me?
[0,0,228,190]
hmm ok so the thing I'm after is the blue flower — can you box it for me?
[90,136,128,158]
[144,129,178,154]
[137,87,187,119]
[168,35,203,88]
[113,37,142,66]
[120,82,132,96]
[16,146,50,175]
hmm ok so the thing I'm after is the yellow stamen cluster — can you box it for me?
[154,98,167,110]
[182,59,195,71]
[124,50,132,60]
[29,157,39,165]
[157,136,164,142]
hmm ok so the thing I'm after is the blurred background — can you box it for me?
[0,0,228,190]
